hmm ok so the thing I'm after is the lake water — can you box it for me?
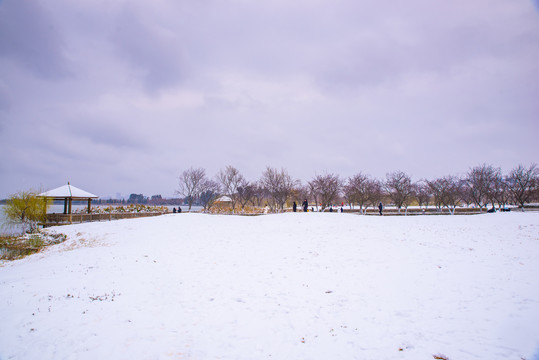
[0,204,27,235]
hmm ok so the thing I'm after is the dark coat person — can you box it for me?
[293,201,297,212]
[378,202,383,215]
[178,206,182,213]
[302,199,308,212]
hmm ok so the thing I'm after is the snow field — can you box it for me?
[1,212,538,359]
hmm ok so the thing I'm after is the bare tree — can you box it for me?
[177,167,207,210]
[441,176,463,215]
[260,167,298,211]
[251,182,268,208]
[366,178,384,211]
[464,164,499,212]
[459,178,473,207]
[217,165,246,212]
[427,176,463,215]
[508,164,539,210]
[308,173,343,211]
[385,170,413,214]
[346,173,371,214]
[237,182,256,210]
[491,173,510,210]
[427,179,444,210]
[293,184,310,208]
[307,182,320,211]
[342,183,356,209]
[485,167,503,210]
[199,180,221,212]
[413,181,431,209]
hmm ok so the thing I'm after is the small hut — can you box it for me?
[214,195,232,210]
[38,182,99,215]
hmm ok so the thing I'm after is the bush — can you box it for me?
[3,190,50,233]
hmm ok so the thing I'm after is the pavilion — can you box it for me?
[38,183,99,215]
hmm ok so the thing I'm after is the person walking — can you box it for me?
[293,201,297,212]
[378,202,383,215]
[302,199,308,212]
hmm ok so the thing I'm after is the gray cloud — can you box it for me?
[0,0,538,198]
[110,4,189,92]
[0,80,10,112]
[0,0,70,79]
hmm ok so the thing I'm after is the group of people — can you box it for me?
[290,200,353,213]
[173,202,385,214]
[292,200,310,212]
[291,200,385,215]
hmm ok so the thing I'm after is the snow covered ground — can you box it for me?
[1,212,538,360]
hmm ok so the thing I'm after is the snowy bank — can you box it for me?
[1,212,538,360]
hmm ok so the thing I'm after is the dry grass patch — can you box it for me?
[0,231,67,261]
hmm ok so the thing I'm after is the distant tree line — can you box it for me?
[177,164,539,214]
[91,194,183,205]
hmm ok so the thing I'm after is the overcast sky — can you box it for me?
[1,0,538,199]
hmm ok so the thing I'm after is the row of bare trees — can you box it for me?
[177,164,539,214]
[177,166,299,212]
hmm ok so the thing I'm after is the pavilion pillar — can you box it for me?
[88,198,92,213]
[68,198,72,224]
[63,198,68,214]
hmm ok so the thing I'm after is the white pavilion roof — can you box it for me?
[216,195,232,202]
[39,183,98,199]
